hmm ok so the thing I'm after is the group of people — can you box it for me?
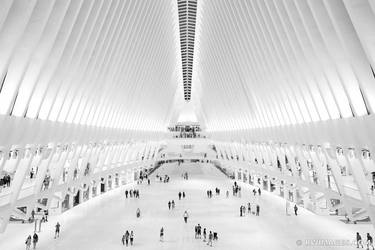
[121,230,134,246]
[0,174,11,188]
[232,182,241,197]
[194,223,218,247]
[25,222,61,249]
[240,203,260,216]
[25,233,38,250]
[167,200,175,210]
[178,191,186,200]
[156,174,170,183]
[252,188,261,196]
[206,190,214,198]
[124,189,140,199]
[182,172,189,180]
[356,232,374,249]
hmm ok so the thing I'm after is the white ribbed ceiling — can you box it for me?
[0,0,183,131]
[1,0,375,133]
[193,0,375,131]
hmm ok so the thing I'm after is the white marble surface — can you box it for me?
[0,162,372,250]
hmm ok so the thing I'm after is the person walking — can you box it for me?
[160,227,164,242]
[25,235,32,250]
[136,208,141,218]
[125,230,130,246]
[183,211,189,223]
[168,201,171,210]
[203,228,207,242]
[226,190,229,198]
[207,231,213,247]
[183,191,185,198]
[32,233,38,250]
[258,188,261,196]
[54,222,60,238]
[356,232,363,248]
[125,190,128,198]
[294,204,298,216]
[130,231,134,246]
[122,234,125,245]
[172,200,175,209]
[178,192,182,200]
[367,233,374,250]
[248,203,251,213]
[256,204,260,216]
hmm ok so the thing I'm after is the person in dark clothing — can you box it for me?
[183,211,189,223]
[367,233,374,250]
[197,224,201,238]
[178,192,182,200]
[54,222,60,238]
[130,231,134,245]
[32,233,38,250]
[256,205,260,216]
[294,204,298,216]
[125,190,128,198]
[356,232,363,248]
[160,227,164,242]
[125,230,130,246]
[258,188,261,196]
[182,192,185,198]
[168,201,171,210]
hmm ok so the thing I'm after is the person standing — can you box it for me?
[125,230,130,246]
[240,206,243,217]
[226,190,229,198]
[294,204,298,216]
[130,231,134,246]
[32,233,38,250]
[160,227,164,242]
[203,228,207,242]
[54,222,60,238]
[183,192,185,199]
[125,190,128,198]
[356,232,363,248]
[172,200,175,209]
[258,188,261,196]
[248,203,251,213]
[183,211,189,223]
[178,192,182,200]
[256,204,260,216]
[168,201,171,210]
[25,235,32,250]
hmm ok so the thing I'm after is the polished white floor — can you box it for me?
[0,163,373,250]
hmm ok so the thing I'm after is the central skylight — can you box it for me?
[177,0,197,101]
